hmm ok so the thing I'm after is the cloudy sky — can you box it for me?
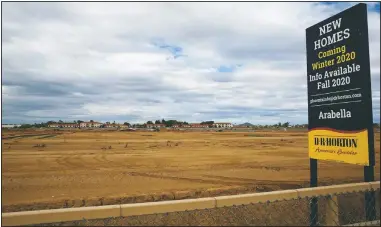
[1,1,380,125]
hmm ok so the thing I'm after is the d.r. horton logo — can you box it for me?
[314,137,358,156]
[314,137,358,148]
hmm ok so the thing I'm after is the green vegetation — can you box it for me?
[150,119,189,127]
[201,121,214,125]
[18,123,49,129]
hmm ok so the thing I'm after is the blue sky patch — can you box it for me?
[371,2,380,12]
[151,39,186,59]
[216,64,242,73]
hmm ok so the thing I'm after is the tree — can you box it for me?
[113,121,116,124]
[373,123,380,128]
[201,121,214,125]
[90,120,94,123]
[58,120,63,123]
[161,119,166,124]
[77,120,83,123]
[147,121,153,124]
[164,120,183,127]
[282,122,290,128]
[124,122,130,126]
[155,120,161,124]
[19,124,33,129]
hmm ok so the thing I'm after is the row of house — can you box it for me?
[47,122,234,129]
[148,123,233,128]
[48,122,110,128]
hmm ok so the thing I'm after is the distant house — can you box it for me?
[104,123,118,128]
[110,123,129,129]
[174,124,191,128]
[48,123,60,128]
[61,123,79,128]
[80,122,102,128]
[146,124,154,128]
[146,124,165,128]
[2,124,21,128]
[213,123,233,128]
[48,123,78,128]
[119,124,130,128]
[103,123,129,128]
[189,123,208,128]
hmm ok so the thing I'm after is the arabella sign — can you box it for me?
[306,3,374,166]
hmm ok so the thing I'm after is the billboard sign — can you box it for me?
[306,3,374,166]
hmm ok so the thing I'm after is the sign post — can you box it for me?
[309,158,318,226]
[306,3,375,225]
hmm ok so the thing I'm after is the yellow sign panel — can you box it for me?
[308,128,369,166]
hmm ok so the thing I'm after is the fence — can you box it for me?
[2,181,380,226]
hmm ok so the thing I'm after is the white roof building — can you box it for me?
[1,124,21,128]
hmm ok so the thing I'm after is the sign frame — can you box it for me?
[306,3,374,167]
[305,3,376,226]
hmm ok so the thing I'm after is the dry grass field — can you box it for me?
[1,129,380,212]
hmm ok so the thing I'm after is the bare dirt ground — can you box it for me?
[2,129,380,212]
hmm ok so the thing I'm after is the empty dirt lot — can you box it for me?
[2,129,380,212]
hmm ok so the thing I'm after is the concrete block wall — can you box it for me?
[2,181,379,226]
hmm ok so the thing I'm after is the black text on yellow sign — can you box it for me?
[308,128,370,165]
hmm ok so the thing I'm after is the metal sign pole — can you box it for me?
[364,124,375,221]
[364,165,375,221]
[310,158,318,226]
